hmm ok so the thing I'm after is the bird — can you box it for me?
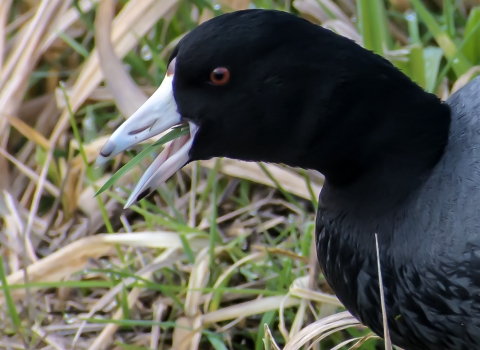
[96,9,480,350]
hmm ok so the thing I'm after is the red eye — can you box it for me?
[210,67,230,85]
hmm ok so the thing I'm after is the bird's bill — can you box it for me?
[96,58,198,208]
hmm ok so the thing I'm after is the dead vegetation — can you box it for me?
[0,0,478,349]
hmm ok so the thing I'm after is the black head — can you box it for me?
[171,10,331,165]
[98,9,450,207]
[171,10,450,184]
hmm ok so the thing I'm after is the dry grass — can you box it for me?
[1,0,479,349]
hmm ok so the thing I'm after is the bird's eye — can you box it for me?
[210,67,230,85]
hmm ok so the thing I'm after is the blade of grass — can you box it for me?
[120,285,131,321]
[357,0,392,55]
[423,47,443,93]
[94,126,189,196]
[264,323,282,350]
[443,0,455,38]
[199,157,222,207]
[124,50,153,83]
[0,258,22,335]
[463,7,480,65]
[405,10,421,45]
[60,82,114,234]
[57,31,90,58]
[258,163,305,214]
[208,335,229,350]
[178,231,196,265]
[435,18,480,91]
[255,310,276,350]
[209,161,221,269]
[73,0,95,32]
[9,280,115,289]
[410,0,471,77]
[104,190,205,234]
[301,170,319,212]
[83,318,221,337]
[408,45,427,89]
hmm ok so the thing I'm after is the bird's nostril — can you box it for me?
[128,125,151,135]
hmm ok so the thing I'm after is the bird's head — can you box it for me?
[96,9,449,208]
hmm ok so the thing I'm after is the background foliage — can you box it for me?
[0,0,479,349]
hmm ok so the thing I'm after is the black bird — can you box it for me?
[96,9,480,350]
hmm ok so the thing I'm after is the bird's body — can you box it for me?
[97,10,480,349]
[318,76,480,350]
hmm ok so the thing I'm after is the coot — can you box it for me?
[97,10,480,350]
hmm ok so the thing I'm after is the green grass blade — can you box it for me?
[57,31,90,58]
[209,159,222,269]
[124,51,153,83]
[435,17,480,91]
[115,343,149,350]
[208,335,229,350]
[120,285,130,321]
[258,163,305,214]
[408,45,427,89]
[178,231,196,265]
[95,126,189,196]
[301,169,318,212]
[209,273,233,312]
[463,7,480,65]
[0,258,22,331]
[73,0,95,32]
[443,0,455,38]
[61,83,114,235]
[301,222,315,258]
[10,281,114,289]
[423,47,443,93]
[406,11,421,45]
[357,0,391,55]
[199,158,221,207]
[255,311,276,350]
[410,0,471,77]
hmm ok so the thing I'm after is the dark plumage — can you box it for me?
[97,9,480,350]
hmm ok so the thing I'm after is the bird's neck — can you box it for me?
[300,75,451,217]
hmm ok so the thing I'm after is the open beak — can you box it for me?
[95,58,198,208]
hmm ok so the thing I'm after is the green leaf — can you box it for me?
[124,51,153,84]
[0,258,22,332]
[435,14,480,90]
[115,344,149,350]
[410,0,472,77]
[423,47,443,93]
[209,159,222,269]
[208,335,228,350]
[301,222,315,258]
[408,45,427,89]
[357,0,392,55]
[10,281,114,290]
[301,169,318,211]
[258,163,305,214]
[405,10,421,45]
[120,285,130,321]
[95,126,189,196]
[463,7,480,65]
[255,311,276,350]
[209,271,232,312]
[61,82,115,234]
[443,0,455,38]
[73,0,95,32]
[57,31,90,58]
